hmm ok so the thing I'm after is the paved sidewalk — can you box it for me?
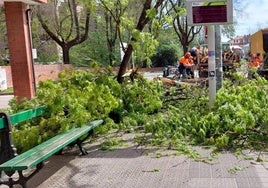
[22,134,268,188]
[0,95,13,109]
[0,77,267,188]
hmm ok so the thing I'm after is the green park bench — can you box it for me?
[0,106,103,188]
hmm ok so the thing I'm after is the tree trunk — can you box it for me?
[107,41,116,66]
[117,44,133,83]
[183,44,188,55]
[62,45,70,64]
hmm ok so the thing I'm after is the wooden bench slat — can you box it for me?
[0,119,103,171]
[0,106,45,129]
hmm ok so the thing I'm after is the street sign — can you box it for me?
[186,0,233,26]
[209,70,215,77]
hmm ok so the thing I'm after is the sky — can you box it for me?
[234,0,268,36]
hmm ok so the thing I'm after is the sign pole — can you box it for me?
[207,25,216,107]
[215,25,223,91]
[185,0,233,107]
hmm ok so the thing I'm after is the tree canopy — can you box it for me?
[0,0,247,77]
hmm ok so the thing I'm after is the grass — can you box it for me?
[0,87,13,95]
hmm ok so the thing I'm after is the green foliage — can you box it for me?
[100,137,127,151]
[189,76,268,150]
[131,76,268,153]
[146,9,157,19]
[9,67,165,153]
[9,68,268,155]
[94,117,119,134]
[0,59,8,66]
[0,87,13,95]
[8,97,40,114]
[12,124,41,153]
[132,31,159,67]
[228,165,246,174]
[37,68,120,121]
[11,68,121,152]
[121,76,163,114]
[151,43,180,67]
[222,25,235,40]
[32,42,59,64]
[210,77,268,149]
[70,31,117,66]
[140,84,208,149]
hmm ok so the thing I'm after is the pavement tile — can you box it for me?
[2,134,265,188]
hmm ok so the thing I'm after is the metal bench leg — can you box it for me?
[77,143,88,155]
[18,171,27,188]
[0,112,18,166]
[0,162,44,188]
[76,129,94,155]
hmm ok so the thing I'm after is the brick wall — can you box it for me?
[0,65,163,88]
[0,64,72,88]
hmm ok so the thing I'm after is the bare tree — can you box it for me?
[98,0,128,66]
[169,0,202,54]
[36,0,90,64]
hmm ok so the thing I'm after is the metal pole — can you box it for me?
[215,25,222,91]
[26,9,37,93]
[207,25,216,107]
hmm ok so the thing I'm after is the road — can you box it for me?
[142,71,163,80]
[0,95,13,109]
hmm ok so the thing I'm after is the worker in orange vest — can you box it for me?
[178,52,194,78]
[248,53,261,68]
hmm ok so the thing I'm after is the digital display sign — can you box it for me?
[186,0,233,25]
[193,5,227,23]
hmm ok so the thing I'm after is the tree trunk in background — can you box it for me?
[36,0,90,64]
[62,45,70,64]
